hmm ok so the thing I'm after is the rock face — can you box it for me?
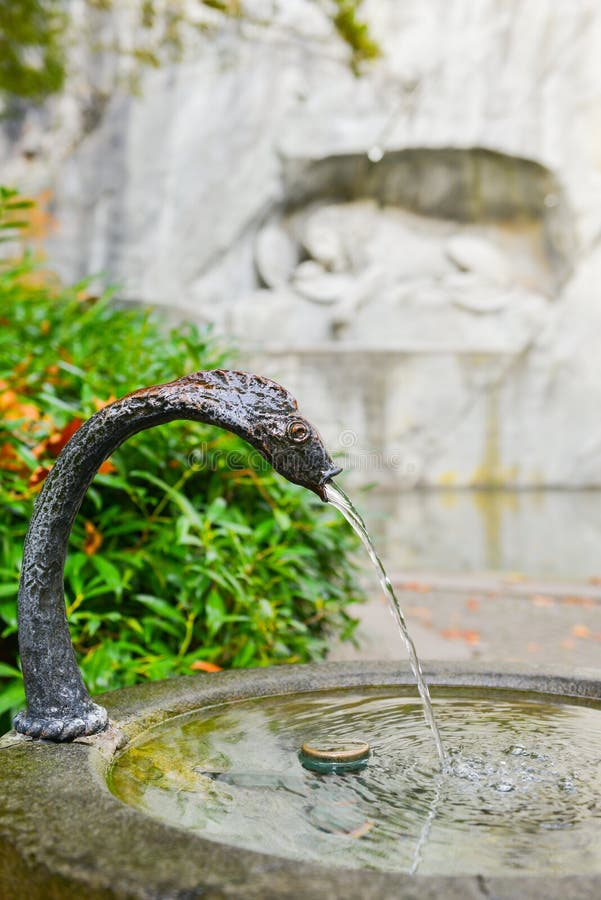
[2,0,601,487]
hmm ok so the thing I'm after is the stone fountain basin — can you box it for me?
[1,660,601,900]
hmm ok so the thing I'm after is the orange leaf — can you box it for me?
[407,605,432,621]
[562,595,595,608]
[441,628,461,640]
[191,661,222,673]
[532,594,555,607]
[83,521,103,556]
[572,624,591,639]
[98,459,117,475]
[45,364,61,385]
[93,395,117,411]
[0,443,27,474]
[0,390,18,411]
[441,628,480,645]
[31,439,48,459]
[399,581,432,593]
[0,391,40,427]
[47,418,83,457]
[29,465,50,486]
[463,630,481,645]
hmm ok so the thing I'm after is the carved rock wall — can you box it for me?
[2,0,601,487]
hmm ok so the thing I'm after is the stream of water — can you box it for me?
[324,482,447,768]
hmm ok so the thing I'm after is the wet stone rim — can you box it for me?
[2,660,601,900]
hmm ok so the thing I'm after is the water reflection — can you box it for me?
[360,488,601,578]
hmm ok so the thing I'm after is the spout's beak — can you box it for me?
[315,465,343,502]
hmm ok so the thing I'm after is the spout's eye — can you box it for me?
[287,419,310,444]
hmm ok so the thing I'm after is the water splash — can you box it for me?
[325,481,447,769]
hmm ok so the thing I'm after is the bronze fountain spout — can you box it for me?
[13,370,341,742]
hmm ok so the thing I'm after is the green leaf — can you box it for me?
[0,663,21,678]
[134,594,185,624]
[0,681,25,717]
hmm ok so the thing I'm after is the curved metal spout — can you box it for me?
[13,370,341,742]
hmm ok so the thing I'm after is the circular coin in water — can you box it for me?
[299,739,370,773]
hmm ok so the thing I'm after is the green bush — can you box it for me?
[0,190,363,732]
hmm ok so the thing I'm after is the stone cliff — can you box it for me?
[2,0,601,488]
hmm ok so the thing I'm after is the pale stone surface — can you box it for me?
[446,235,512,285]
[254,220,299,290]
[2,0,601,487]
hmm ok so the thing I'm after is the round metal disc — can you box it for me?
[300,739,370,763]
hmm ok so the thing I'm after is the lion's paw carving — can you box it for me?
[13,703,108,742]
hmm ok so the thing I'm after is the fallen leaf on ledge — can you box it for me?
[191,661,222,673]
[407,605,432,621]
[572,624,591,639]
[441,628,481,645]
[398,581,432,593]
[562,595,595,608]
[531,594,555,607]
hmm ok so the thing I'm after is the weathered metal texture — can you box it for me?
[13,370,341,742]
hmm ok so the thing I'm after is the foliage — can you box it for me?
[0,1,66,101]
[0,191,363,732]
[0,0,379,101]
[332,1,380,73]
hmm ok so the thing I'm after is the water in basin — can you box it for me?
[109,686,601,876]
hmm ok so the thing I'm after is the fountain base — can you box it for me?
[1,661,601,899]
